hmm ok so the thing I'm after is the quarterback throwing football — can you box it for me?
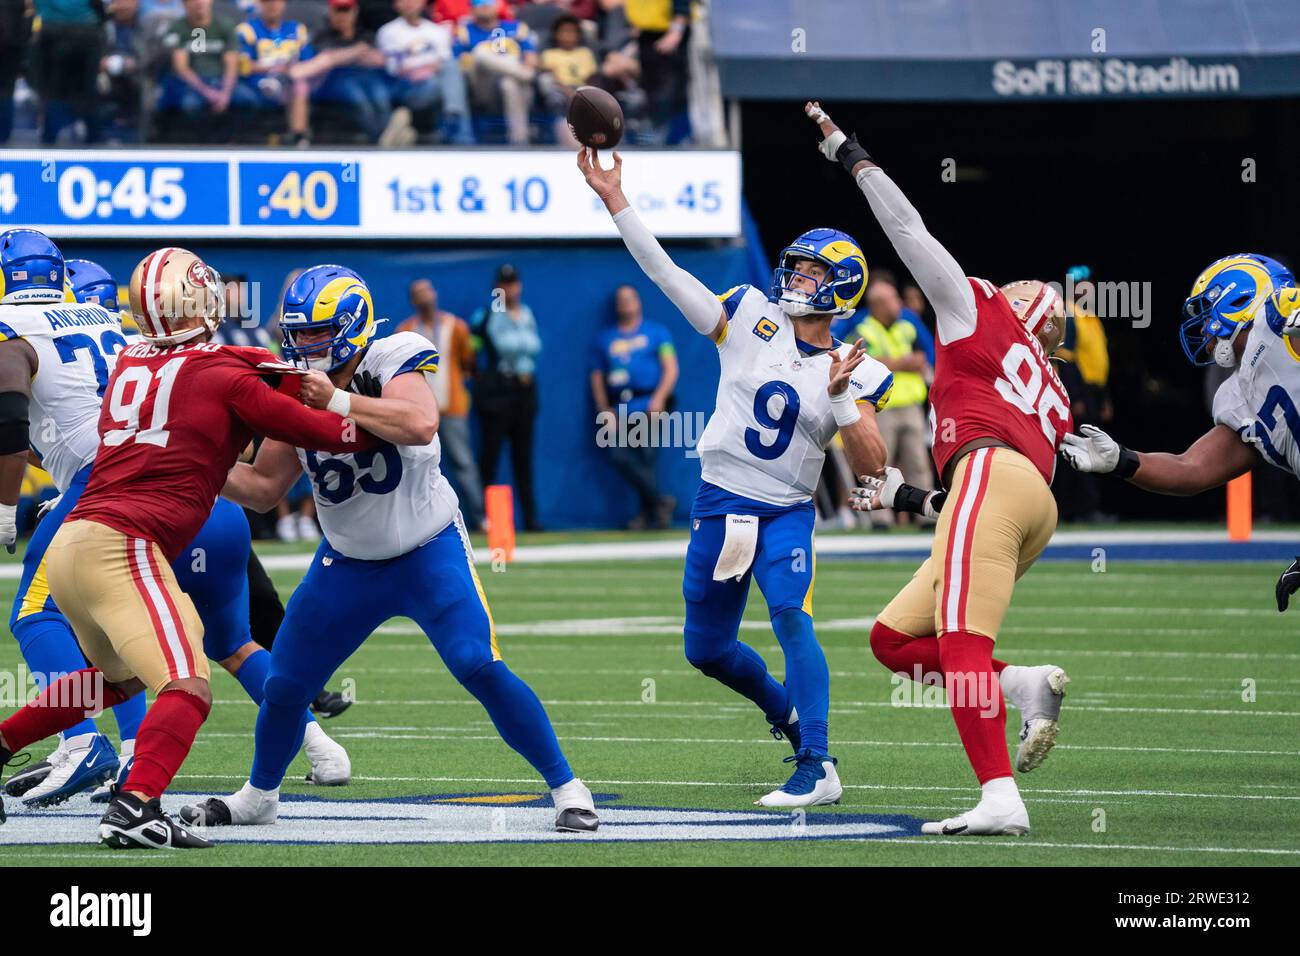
[580,145,893,807]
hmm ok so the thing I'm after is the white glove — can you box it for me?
[849,466,904,512]
[805,102,846,161]
[1060,424,1121,473]
[37,493,62,521]
[0,502,16,554]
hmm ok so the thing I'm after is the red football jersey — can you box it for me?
[70,341,376,561]
[928,278,1072,486]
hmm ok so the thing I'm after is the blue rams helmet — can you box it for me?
[1180,253,1296,367]
[770,227,867,318]
[65,259,121,314]
[279,264,377,372]
[0,229,66,305]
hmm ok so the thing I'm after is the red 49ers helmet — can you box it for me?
[129,247,225,345]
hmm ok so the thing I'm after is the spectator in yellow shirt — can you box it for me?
[538,15,597,145]
[855,279,933,524]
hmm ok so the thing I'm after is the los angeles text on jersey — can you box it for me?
[49,886,152,936]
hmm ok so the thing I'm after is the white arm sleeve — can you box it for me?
[612,206,724,337]
[854,166,978,345]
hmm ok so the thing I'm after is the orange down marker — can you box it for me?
[485,484,516,562]
[1227,473,1252,542]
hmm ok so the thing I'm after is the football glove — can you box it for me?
[36,493,62,523]
[850,467,943,519]
[1276,556,1300,612]
[352,370,383,398]
[850,466,903,512]
[0,502,16,554]
[1060,424,1122,473]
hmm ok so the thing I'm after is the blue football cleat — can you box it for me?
[90,751,133,803]
[756,748,842,807]
[23,733,119,808]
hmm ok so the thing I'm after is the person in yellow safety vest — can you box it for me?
[855,280,934,523]
[1054,273,1113,522]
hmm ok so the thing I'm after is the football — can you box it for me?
[567,86,624,149]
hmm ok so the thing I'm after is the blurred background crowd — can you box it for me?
[0,0,725,147]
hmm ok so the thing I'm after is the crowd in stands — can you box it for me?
[0,0,709,147]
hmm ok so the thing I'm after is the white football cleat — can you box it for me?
[552,777,598,832]
[302,722,351,785]
[756,751,842,807]
[922,777,1030,835]
[1000,664,1069,772]
[179,781,280,828]
[921,801,1031,836]
[22,732,118,808]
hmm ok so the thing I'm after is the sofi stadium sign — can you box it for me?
[0,148,741,240]
[993,57,1241,98]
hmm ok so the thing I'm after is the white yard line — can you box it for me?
[211,695,1300,717]
[170,771,1300,806]
[3,528,1283,579]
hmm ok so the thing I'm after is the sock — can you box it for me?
[249,688,312,791]
[127,688,210,800]
[232,648,316,725]
[462,660,572,789]
[12,616,100,738]
[980,774,1020,808]
[938,631,1012,785]
[771,609,829,755]
[110,692,147,743]
[871,621,1008,678]
[0,668,131,752]
[686,636,790,723]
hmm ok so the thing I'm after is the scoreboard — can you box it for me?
[0,148,742,240]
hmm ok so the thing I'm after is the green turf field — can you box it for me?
[1,541,1298,866]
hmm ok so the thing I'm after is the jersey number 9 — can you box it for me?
[745,380,801,461]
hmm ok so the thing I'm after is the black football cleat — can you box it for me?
[311,689,352,719]
[99,791,214,849]
[0,746,15,823]
[3,757,53,798]
[178,798,233,828]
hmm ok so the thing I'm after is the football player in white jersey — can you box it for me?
[579,149,893,807]
[0,231,146,809]
[1061,253,1300,604]
[182,264,599,833]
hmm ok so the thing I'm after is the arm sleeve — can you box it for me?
[227,369,378,453]
[854,166,977,345]
[612,206,724,337]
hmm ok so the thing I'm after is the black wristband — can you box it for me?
[894,482,931,515]
[1115,445,1140,479]
[835,133,873,176]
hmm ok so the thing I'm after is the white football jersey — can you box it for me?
[294,331,458,560]
[697,285,894,506]
[1213,314,1300,477]
[0,300,127,491]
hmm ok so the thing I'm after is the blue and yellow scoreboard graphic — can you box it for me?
[237,162,361,229]
[0,158,229,228]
